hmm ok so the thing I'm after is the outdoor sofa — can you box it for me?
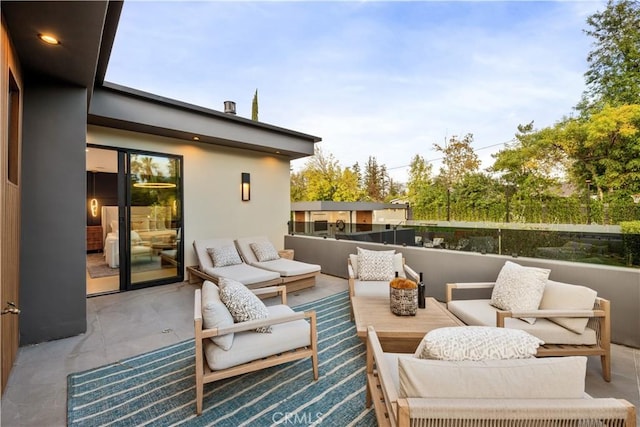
[446,261,611,381]
[366,326,636,427]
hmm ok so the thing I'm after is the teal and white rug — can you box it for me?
[67,291,374,426]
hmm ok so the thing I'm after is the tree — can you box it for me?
[362,156,388,201]
[406,154,433,215]
[491,122,563,198]
[433,133,480,187]
[333,167,365,201]
[290,146,344,201]
[251,89,259,121]
[581,0,640,109]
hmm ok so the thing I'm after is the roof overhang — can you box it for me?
[1,1,122,101]
[88,83,321,159]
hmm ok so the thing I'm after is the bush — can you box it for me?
[620,221,640,266]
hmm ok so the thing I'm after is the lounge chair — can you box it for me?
[235,236,320,292]
[188,238,281,289]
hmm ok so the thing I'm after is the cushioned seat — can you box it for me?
[204,305,311,370]
[235,236,321,277]
[245,257,320,276]
[190,238,280,288]
[203,263,280,286]
[446,261,611,381]
[194,281,318,415]
[447,299,598,345]
[234,236,320,292]
[365,326,636,427]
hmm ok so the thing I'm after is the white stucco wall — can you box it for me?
[87,125,292,270]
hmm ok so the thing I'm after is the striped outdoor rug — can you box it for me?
[67,291,375,426]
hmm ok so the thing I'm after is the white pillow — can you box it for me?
[415,326,544,361]
[250,241,280,262]
[201,281,234,350]
[219,278,271,333]
[110,220,118,233]
[490,261,550,324]
[539,280,598,334]
[207,245,242,267]
[130,230,142,244]
[398,355,587,399]
[357,247,396,281]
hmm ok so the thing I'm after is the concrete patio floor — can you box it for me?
[1,274,638,426]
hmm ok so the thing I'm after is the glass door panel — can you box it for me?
[128,152,182,287]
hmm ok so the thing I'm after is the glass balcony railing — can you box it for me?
[289,221,639,268]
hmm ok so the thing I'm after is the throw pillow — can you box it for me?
[414,326,544,361]
[357,247,396,281]
[218,277,271,333]
[539,280,598,334]
[250,241,280,262]
[207,245,242,267]
[201,281,234,350]
[349,252,407,279]
[490,261,550,324]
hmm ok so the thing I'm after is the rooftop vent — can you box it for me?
[224,101,236,115]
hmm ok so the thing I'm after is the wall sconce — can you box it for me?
[241,173,250,201]
[90,199,99,217]
[90,171,99,217]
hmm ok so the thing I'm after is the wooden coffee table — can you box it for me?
[352,296,465,353]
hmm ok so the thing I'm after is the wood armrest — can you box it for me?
[347,263,356,279]
[252,285,287,304]
[203,310,314,338]
[496,308,606,327]
[404,264,419,282]
[446,282,496,302]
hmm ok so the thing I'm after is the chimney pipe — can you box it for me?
[224,101,236,115]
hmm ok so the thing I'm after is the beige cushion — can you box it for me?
[540,280,597,334]
[250,241,280,262]
[447,299,598,345]
[490,261,550,324]
[201,281,234,350]
[193,238,237,270]
[398,356,587,399]
[204,305,310,371]
[249,258,320,276]
[207,245,242,267]
[353,280,390,298]
[414,326,543,361]
[219,278,271,333]
[203,263,280,285]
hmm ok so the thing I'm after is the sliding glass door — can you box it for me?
[127,151,183,288]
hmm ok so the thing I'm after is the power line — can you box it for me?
[387,139,515,170]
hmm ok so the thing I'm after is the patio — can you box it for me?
[0,274,638,426]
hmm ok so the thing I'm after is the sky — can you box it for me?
[105,0,607,183]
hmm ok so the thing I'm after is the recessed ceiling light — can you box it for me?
[38,33,60,45]
[193,136,200,141]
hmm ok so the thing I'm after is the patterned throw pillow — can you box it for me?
[219,278,271,333]
[415,326,544,361]
[207,245,242,267]
[490,261,550,324]
[357,247,396,281]
[250,241,280,262]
